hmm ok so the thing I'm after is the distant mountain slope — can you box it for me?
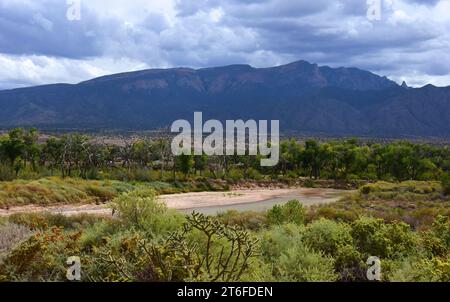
[0,60,450,137]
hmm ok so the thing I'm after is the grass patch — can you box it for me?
[0,177,229,208]
[309,181,450,229]
[7,212,109,230]
[0,177,136,207]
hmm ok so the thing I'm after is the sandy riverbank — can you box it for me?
[0,187,350,217]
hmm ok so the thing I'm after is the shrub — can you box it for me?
[303,218,353,256]
[303,179,315,188]
[267,200,305,225]
[442,172,450,195]
[78,220,121,250]
[260,224,305,261]
[0,164,15,181]
[110,188,184,236]
[360,185,371,195]
[0,223,34,259]
[0,227,82,281]
[8,213,105,230]
[389,256,450,282]
[226,168,244,182]
[0,177,135,207]
[350,217,417,259]
[421,215,450,257]
[82,229,150,281]
[307,206,359,223]
[276,244,338,282]
[431,215,450,248]
[217,210,267,231]
[246,168,263,180]
[333,244,366,281]
[239,258,277,282]
[259,224,337,281]
[90,212,259,282]
[302,218,366,281]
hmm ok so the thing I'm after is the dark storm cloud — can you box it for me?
[406,0,440,5]
[0,0,449,88]
[0,1,119,58]
[168,0,444,82]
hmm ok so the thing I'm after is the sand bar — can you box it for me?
[0,188,350,217]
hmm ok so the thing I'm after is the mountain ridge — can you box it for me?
[1,60,450,137]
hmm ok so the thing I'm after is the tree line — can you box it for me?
[0,128,449,182]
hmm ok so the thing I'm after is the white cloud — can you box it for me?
[0,0,449,88]
[0,54,149,89]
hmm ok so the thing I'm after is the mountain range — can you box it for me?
[1,60,450,137]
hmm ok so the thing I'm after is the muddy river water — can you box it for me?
[168,188,349,215]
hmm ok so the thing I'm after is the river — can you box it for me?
[0,188,351,217]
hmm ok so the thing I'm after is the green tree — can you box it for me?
[0,128,26,175]
[176,154,194,178]
[441,172,450,195]
[267,200,305,225]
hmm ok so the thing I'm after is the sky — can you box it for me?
[0,0,449,89]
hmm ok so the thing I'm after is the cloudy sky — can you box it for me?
[0,0,449,89]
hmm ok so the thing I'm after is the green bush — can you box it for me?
[0,164,15,181]
[246,168,263,180]
[389,256,450,282]
[217,210,267,231]
[303,218,353,256]
[276,244,338,282]
[350,217,417,259]
[0,227,82,281]
[259,224,337,281]
[442,172,450,195]
[260,224,305,261]
[0,177,136,207]
[431,215,450,249]
[226,168,244,181]
[88,212,259,282]
[267,200,305,225]
[79,220,121,251]
[110,188,184,236]
[333,244,366,281]
[302,218,366,281]
[8,213,105,230]
[421,215,450,257]
[307,206,359,223]
[360,185,371,195]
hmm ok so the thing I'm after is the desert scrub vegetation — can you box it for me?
[0,177,229,208]
[267,200,306,225]
[0,189,260,282]
[1,186,449,282]
[110,188,184,236]
[217,210,268,231]
[0,223,34,264]
[7,212,110,231]
[359,181,442,199]
[309,181,450,229]
[442,172,450,196]
[0,177,135,208]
